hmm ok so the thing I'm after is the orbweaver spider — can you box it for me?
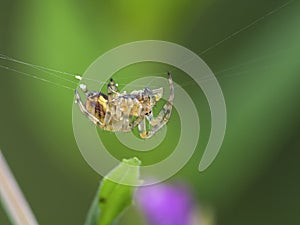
[75,72,174,139]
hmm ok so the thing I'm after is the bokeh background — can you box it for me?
[1,0,300,224]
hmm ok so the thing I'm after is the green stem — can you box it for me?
[0,150,40,225]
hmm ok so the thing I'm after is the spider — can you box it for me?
[75,72,174,139]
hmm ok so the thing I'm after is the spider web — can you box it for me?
[0,0,295,91]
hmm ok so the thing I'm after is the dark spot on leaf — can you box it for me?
[99,197,106,203]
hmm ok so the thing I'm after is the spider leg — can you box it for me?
[159,71,174,119]
[103,100,116,128]
[79,84,88,94]
[107,78,119,101]
[121,98,133,131]
[75,90,103,126]
[131,109,146,128]
[136,115,157,139]
[137,118,147,138]
[142,72,174,138]
[103,110,112,126]
[146,111,158,126]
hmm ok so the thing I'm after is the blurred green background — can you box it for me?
[1,0,300,224]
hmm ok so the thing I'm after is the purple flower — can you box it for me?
[136,183,195,225]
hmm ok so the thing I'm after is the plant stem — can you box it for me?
[0,150,40,225]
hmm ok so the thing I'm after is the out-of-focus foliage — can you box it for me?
[0,0,299,225]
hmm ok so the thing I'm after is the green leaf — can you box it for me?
[84,157,142,225]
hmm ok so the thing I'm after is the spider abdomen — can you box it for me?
[85,92,108,123]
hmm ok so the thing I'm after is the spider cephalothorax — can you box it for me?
[75,72,174,139]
